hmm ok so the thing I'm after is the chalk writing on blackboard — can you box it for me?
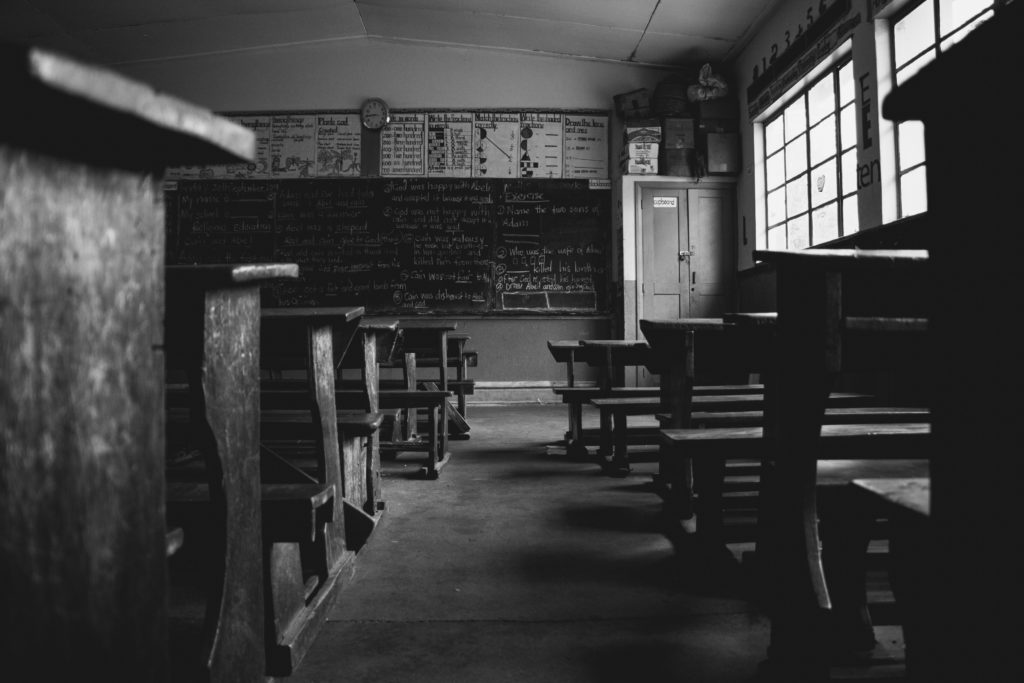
[166,178,609,314]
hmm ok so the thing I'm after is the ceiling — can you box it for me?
[0,0,781,68]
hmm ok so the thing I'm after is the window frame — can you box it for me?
[887,0,997,219]
[758,48,858,251]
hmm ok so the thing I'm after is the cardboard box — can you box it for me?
[623,156,658,174]
[614,88,652,118]
[625,141,659,158]
[624,120,661,144]
[662,117,695,149]
[661,148,697,177]
[705,133,739,174]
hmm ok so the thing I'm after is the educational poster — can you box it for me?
[519,113,564,178]
[270,114,316,178]
[225,115,272,178]
[427,112,473,177]
[563,114,609,178]
[472,112,519,178]
[380,113,427,176]
[315,113,361,177]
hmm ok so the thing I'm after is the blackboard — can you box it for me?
[165,177,610,314]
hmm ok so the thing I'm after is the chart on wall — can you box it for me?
[168,109,608,181]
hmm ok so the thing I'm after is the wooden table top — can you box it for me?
[754,248,929,270]
[852,477,930,518]
[166,263,299,287]
[262,306,364,322]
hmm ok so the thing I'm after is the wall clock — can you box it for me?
[360,97,390,130]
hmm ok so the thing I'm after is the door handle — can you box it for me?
[678,250,691,261]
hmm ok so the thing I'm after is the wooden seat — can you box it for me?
[339,321,455,479]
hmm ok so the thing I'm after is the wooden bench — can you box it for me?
[373,319,470,440]
[163,263,300,681]
[746,248,931,679]
[592,390,880,476]
[260,306,385,549]
[339,321,454,479]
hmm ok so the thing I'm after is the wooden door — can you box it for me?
[687,187,734,318]
[641,187,690,319]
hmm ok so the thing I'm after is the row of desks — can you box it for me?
[165,266,468,678]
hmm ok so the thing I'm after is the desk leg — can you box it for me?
[360,330,384,513]
[308,322,346,570]
[188,286,266,682]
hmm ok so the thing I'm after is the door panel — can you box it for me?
[641,187,689,321]
[688,188,734,318]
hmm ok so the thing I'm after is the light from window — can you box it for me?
[760,52,858,250]
[891,0,995,218]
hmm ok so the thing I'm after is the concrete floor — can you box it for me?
[288,404,773,682]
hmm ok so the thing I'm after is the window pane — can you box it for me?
[940,9,993,50]
[841,149,858,195]
[812,203,839,245]
[809,115,837,167]
[838,62,855,105]
[784,99,806,142]
[811,159,837,208]
[785,135,808,177]
[895,0,936,67]
[767,151,786,189]
[843,194,860,234]
[896,49,936,87]
[767,187,787,225]
[765,117,784,154]
[786,174,809,217]
[901,166,929,216]
[898,120,927,171]
[807,74,835,126]
[939,0,993,35]
[840,104,856,149]
[787,214,810,250]
[767,225,787,250]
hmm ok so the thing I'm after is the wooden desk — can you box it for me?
[165,263,298,682]
[0,43,254,681]
[261,306,364,556]
[394,319,458,394]
[752,248,929,681]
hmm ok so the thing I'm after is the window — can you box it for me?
[889,0,995,218]
[761,56,858,250]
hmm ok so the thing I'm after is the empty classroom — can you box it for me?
[1,1,1021,682]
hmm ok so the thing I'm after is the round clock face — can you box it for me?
[360,98,390,130]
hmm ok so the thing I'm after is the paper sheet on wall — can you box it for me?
[271,114,317,178]
[225,115,272,178]
[472,113,519,178]
[427,112,473,177]
[380,113,427,176]
[316,114,361,177]
[519,113,564,178]
[563,114,609,178]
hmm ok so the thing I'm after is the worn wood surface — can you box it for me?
[0,41,256,680]
[0,143,169,683]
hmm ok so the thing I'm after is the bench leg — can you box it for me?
[818,485,877,658]
[603,409,630,477]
